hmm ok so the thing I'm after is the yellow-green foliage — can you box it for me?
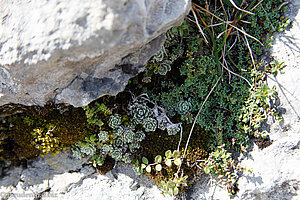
[31,124,65,157]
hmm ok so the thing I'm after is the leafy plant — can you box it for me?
[135,150,182,174]
[31,124,65,157]
[134,150,187,195]
[83,102,112,127]
[83,102,112,118]
[201,145,251,194]
[266,59,285,76]
[160,173,188,196]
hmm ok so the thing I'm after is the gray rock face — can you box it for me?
[0,151,171,200]
[0,0,191,107]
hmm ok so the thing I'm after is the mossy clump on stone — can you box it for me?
[0,103,93,162]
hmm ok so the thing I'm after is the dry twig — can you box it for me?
[176,76,221,176]
[191,7,209,44]
[193,3,263,45]
[227,0,255,15]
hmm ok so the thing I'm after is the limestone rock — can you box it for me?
[0,0,191,107]
[0,152,172,200]
[62,163,172,200]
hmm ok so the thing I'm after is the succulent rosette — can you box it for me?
[108,114,122,129]
[134,130,146,142]
[102,144,113,153]
[98,131,109,142]
[143,118,157,132]
[176,100,191,115]
[111,149,122,160]
[79,143,96,156]
[154,60,172,75]
[124,129,135,143]
[132,104,152,124]
[167,125,181,136]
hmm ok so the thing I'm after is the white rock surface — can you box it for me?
[0,151,172,200]
[62,164,172,200]
[0,0,190,107]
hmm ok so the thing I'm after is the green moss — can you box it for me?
[1,103,93,162]
[9,116,40,159]
[51,111,92,145]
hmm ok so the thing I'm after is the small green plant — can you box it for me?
[83,102,112,118]
[134,150,187,195]
[24,116,35,126]
[148,49,172,76]
[266,59,285,76]
[160,173,188,196]
[83,102,112,127]
[201,145,251,194]
[31,124,64,157]
[238,65,282,139]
